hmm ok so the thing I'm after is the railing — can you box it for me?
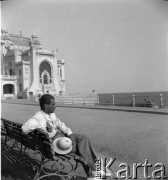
[98,92,168,108]
[54,94,99,105]
[35,92,168,108]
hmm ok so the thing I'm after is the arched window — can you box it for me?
[43,74,48,84]
[39,61,51,77]
[39,61,52,84]
[8,61,15,75]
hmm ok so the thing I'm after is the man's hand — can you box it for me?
[69,134,76,144]
[36,128,48,135]
[69,133,75,139]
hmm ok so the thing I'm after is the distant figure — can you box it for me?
[145,98,152,104]
[145,97,153,107]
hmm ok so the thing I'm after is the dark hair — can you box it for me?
[39,94,54,110]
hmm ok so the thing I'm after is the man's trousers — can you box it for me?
[70,133,97,172]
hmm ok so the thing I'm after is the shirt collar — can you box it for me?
[40,110,51,118]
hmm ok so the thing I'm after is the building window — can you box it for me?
[19,83,22,91]
[19,70,22,76]
[29,92,33,95]
[25,68,28,74]
[3,84,14,94]
[60,68,62,78]
[43,74,48,84]
[10,69,13,75]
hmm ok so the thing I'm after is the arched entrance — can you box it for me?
[39,61,52,84]
[3,84,14,94]
[39,61,53,93]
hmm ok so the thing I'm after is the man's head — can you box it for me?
[39,94,56,114]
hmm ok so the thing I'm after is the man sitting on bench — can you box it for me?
[22,94,109,180]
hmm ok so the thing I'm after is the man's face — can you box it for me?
[46,98,56,114]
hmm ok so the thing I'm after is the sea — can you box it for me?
[98,91,168,107]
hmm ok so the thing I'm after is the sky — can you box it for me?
[1,0,168,93]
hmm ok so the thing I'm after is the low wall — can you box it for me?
[98,91,168,107]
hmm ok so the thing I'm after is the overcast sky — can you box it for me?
[1,0,168,93]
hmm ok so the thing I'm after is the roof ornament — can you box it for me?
[1,28,11,41]
[31,33,37,40]
[30,33,42,49]
[53,49,58,53]
[1,28,13,55]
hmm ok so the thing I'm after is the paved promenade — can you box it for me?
[2,99,168,115]
[1,99,168,180]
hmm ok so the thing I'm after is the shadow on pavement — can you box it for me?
[1,141,86,180]
[1,140,38,180]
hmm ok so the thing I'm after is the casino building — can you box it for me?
[1,28,65,99]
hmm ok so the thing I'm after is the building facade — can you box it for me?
[1,28,65,99]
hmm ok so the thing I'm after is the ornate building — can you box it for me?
[1,28,65,99]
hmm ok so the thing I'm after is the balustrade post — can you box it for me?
[160,94,163,108]
[112,94,115,106]
[133,94,135,107]
[83,96,85,105]
[62,96,64,104]
[97,95,99,105]
[72,96,74,104]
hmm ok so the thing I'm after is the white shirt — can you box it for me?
[22,111,73,138]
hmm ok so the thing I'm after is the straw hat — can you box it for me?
[52,137,72,154]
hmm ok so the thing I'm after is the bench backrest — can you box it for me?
[1,118,54,159]
[2,118,23,143]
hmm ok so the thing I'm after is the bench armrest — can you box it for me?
[35,128,49,136]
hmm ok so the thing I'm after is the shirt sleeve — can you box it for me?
[22,117,46,134]
[52,115,73,136]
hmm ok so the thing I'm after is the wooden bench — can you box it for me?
[1,118,88,180]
